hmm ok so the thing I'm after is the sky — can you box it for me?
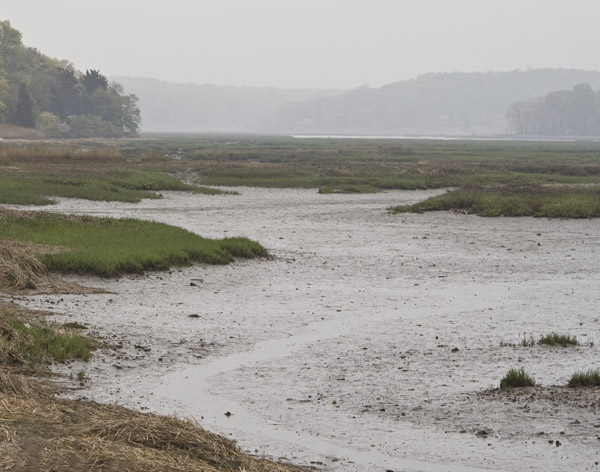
[3,0,600,90]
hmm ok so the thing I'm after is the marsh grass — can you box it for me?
[520,335,536,347]
[389,185,600,218]
[0,210,267,277]
[0,307,91,365]
[567,369,600,387]
[0,170,226,206]
[538,332,579,347]
[4,137,600,212]
[500,367,536,388]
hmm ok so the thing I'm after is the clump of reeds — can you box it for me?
[567,369,600,388]
[538,332,579,347]
[500,367,536,388]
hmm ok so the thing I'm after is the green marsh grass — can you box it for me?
[538,332,579,347]
[0,170,227,206]
[0,307,91,364]
[0,211,267,277]
[567,369,600,387]
[3,137,600,214]
[389,185,600,218]
[500,367,536,388]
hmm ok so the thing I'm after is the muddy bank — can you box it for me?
[7,188,600,471]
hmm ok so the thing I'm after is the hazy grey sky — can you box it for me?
[3,0,600,89]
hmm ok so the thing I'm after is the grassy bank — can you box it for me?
[389,185,600,218]
[0,209,267,278]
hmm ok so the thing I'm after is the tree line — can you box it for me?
[0,20,140,137]
[507,83,600,136]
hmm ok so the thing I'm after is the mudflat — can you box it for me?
[13,187,600,471]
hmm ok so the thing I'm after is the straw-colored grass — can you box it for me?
[0,373,305,472]
[0,238,99,294]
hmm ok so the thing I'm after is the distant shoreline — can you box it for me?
[291,134,600,142]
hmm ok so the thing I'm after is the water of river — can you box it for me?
[12,188,600,471]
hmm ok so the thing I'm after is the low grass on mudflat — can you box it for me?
[389,185,600,218]
[0,170,226,206]
[0,211,267,277]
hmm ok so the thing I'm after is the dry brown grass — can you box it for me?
[0,370,306,472]
[0,125,45,139]
[0,235,101,295]
[0,142,121,164]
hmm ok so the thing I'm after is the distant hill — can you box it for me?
[263,69,600,135]
[113,77,341,133]
[118,69,600,135]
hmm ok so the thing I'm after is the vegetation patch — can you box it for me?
[500,368,536,388]
[0,169,227,206]
[3,137,600,212]
[567,369,600,388]
[0,305,92,367]
[538,332,579,347]
[0,209,267,278]
[389,185,600,218]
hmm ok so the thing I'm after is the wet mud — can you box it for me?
[7,188,600,471]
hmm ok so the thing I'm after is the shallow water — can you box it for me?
[11,188,600,471]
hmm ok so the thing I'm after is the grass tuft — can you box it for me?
[567,369,600,388]
[520,335,536,347]
[538,332,579,347]
[500,367,536,388]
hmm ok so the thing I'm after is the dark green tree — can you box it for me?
[49,65,83,120]
[15,83,35,127]
[82,69,108,95]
